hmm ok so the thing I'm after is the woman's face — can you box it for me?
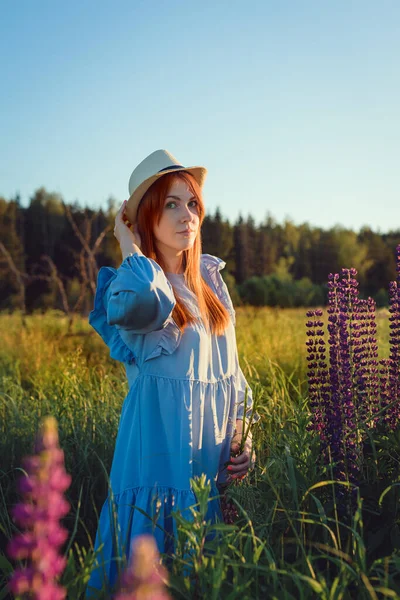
[153,176,200,257]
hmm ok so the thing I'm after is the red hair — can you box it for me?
[136,171,230,336]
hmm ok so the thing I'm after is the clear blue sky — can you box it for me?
[1,0,399,231]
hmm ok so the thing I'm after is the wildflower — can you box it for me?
[307,244,400,514]
[114,534,171,600]
[7,416,71,600]
[305,309,329,440]
[352,298,379,428]
[219,491,239,525]
[386,251,400,429]
[307,269,362,488]
[335,268,360,485]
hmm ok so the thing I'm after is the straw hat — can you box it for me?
[125,149,208,225]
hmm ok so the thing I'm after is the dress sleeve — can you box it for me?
[104,253,176,333]
[88,265,136,364]
[90,253,176,342]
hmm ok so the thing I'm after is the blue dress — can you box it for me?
[85,252,259,596]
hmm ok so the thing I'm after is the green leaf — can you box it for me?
[0,554,12,576]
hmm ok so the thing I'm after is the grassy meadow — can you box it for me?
[0,307,399,599]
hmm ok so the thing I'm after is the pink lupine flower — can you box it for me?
[7,416,71,599]
[114,534,171,600]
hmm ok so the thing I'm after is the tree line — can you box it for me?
[1,188,399,321]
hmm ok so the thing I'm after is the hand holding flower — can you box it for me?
[227,419,256,481]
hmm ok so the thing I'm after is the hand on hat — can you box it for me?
[114,201,142,253]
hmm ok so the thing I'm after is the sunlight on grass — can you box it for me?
[0,307,397,599]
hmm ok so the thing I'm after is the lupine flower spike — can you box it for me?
[114,534,171,600]
[386,244,400,429]
[307,244,400,514]
[307,270,363,493]
[7,416,71,600]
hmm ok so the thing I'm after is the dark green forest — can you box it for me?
[1,187,399,317]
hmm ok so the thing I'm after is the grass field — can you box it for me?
[1,307,399,599]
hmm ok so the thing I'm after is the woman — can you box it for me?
[86,149,260,596]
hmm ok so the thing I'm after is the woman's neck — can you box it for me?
[159,248,184,274]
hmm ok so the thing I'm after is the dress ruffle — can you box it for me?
[201,254,236,325]
[143,318,182,362]
[85,482,222,597]
[201,255,260,423]
[89,266,136,364]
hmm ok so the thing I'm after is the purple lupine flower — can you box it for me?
[305,308,329,441]
[114,534,171,600]
[352,297,380,428]
[379,358,392,425]
[335,268,361,487]
[307,244,400,514]
[307,269,362,490]
[364,297,380,425]
[325,272,347,483]
[7,416,71,600]
[386,246,400,429]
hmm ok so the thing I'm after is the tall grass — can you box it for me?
[1,307,399,599]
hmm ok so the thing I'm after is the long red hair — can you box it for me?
[136,171,230,336]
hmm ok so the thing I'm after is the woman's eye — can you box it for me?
[165,200,198,209]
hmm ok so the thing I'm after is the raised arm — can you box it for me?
[91,200,176,335]
[103,252,176,333]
